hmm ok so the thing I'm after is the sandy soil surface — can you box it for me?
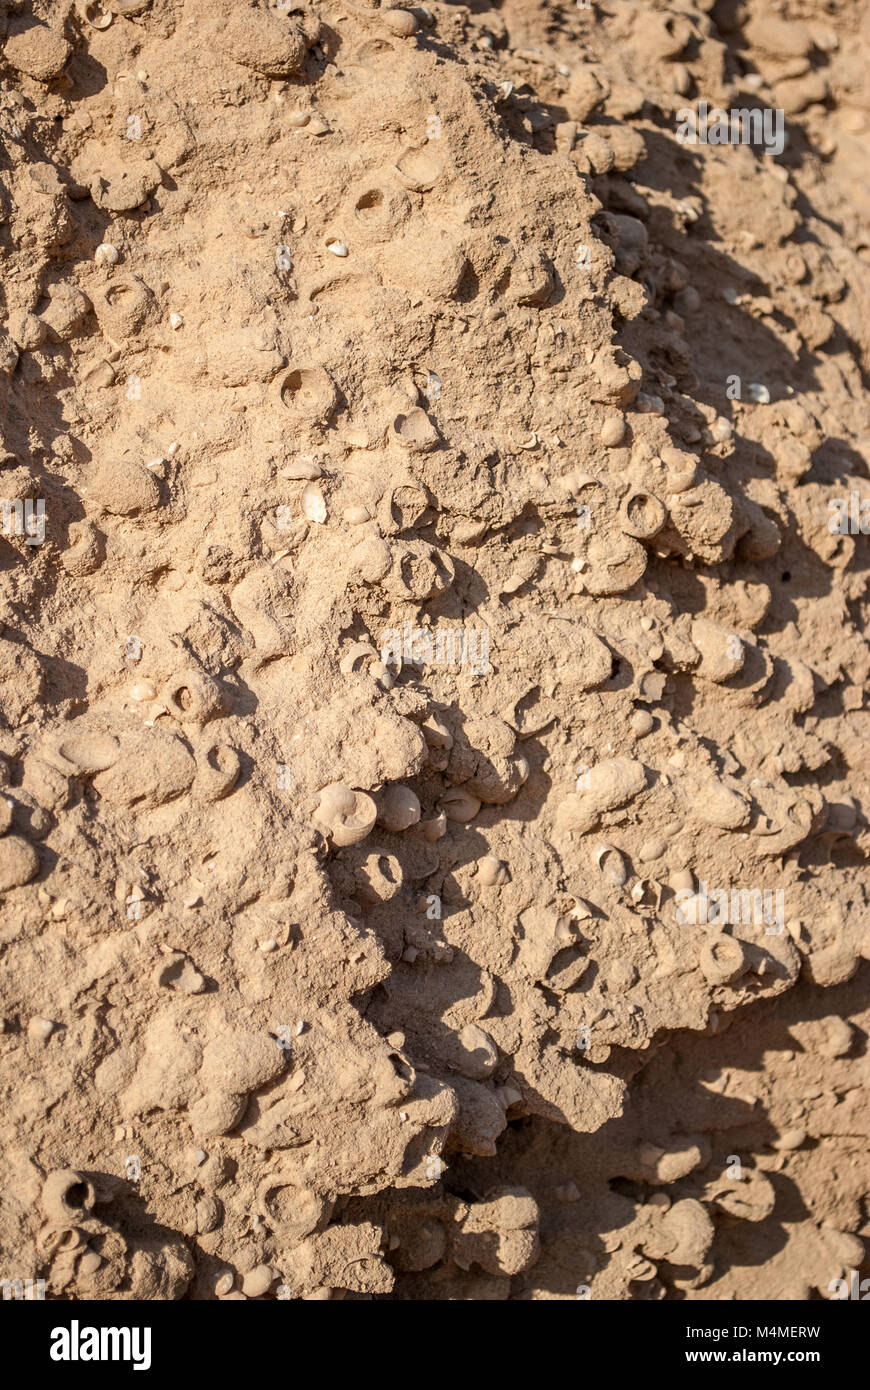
[0,0,868,1301]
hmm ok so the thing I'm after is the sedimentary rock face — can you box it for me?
[0,0,868,1307]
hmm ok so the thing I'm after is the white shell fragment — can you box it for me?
[301,481,327,523]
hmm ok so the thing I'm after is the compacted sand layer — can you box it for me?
[0,0,868,1300]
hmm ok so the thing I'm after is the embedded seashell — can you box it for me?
[348,534,392,584]
[42,1170,95,1224]
[131,680,156,703]
[378,480,430,533]
[383,539,454,600]
[712,1171,776,1222]
[579,534,648,595]
[281,461,322,480]
[392,408,439,453]
[422,712,453,759]
[377,784,421,832]
[520,908,588,991]
[278,367,338,429]
[669,866,694,893]
[256,1178,331,1241]
[40,284,91,342]
[631,878,662,909]
[450,718,529,805]
[230,567,295,661]
[315,783,377,847]
[600,415,625,447]
[596,842,628,886]
[351,185,410,240]
[343,504,371,525]
[636,670,666,702]
[28,1017,56,1041]
[242,1265,276,1299]
[60,522,103,575]
[94,242,119,265]
[620,489,667,540]
[87,459,161,516]
[326,238,348,257]
[690,618,745,683]
[555,758,647,834]
[83,358,116,389]
[419,810,447,841]
[478,855,509,887]
[37,1224,83,1257]
[215,5,320,77]
[55,732,120,774]
[455,1024,498,1080]
[79,0,113,24]
[661,445,697,494]
[384,8,419,35]
[439,787,481,822]
[699,935,749,986]
[392,146,441,192]
[693,778,750,830]
[590,345,642,405]
[92,274,156,337]
[195,741,241,802]
[340,641,380,675]
[4,20,71,81]
[90,158,162,214]
[0,835,40,892]
[161,668,224,726]
[630,708,654,737]
[301,481,327,524]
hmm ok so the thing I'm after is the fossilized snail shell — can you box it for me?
[277,366,338,429]
[161,668,224,726]
[620,489,667,540]
[391,407,439,453]
[699,934,749,986]
[556,758,648,834]
[690,618,745,683]
[339,640,393,688]
[439,787,481,823]
[194,741,241,802]
[315,783,377,846]
[42,1169,96,1224]
[377,784,421,832]
[579,534,648,595]
[596,842,628,885]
